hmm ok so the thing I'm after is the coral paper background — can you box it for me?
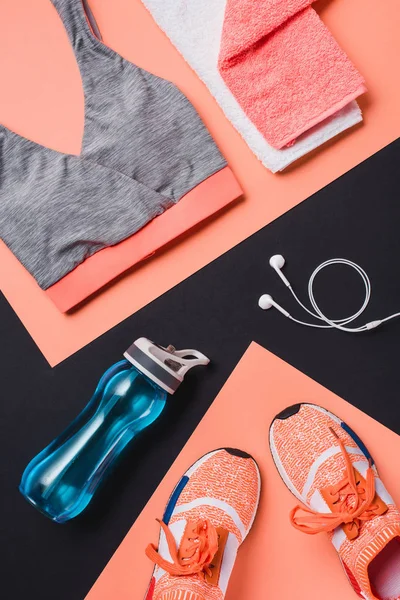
[0,0,400,365]
[85,342,400,600]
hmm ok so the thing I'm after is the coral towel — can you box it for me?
[141,0,363,173]
[218,0,367,149]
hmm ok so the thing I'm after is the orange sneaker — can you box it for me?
[144,448,261,600]
[270,403,400,600]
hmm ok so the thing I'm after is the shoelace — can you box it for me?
[146,518,219,578]
[291,428,381,538]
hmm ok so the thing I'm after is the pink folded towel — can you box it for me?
[218,0,367,149]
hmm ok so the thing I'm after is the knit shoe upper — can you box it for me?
[145,449,261,600]
[270,403,400,600]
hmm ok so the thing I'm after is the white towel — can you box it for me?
[141,0,363,173]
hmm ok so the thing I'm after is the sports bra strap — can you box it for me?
[50,0,102,49]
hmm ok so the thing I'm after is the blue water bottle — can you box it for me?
[19,338,209,523]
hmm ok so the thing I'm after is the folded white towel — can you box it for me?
[141,0,362,173]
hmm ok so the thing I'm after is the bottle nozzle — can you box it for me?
[171,348,210,377]
[124,338,210,394]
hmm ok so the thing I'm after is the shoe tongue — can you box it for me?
[356,523,400,594]
[160,592,205,600]
[362,523,400,559]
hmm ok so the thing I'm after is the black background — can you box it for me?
[1,139,399,599]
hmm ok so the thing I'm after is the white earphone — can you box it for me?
[258,255,400,333]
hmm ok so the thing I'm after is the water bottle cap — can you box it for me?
[123,338,210,394]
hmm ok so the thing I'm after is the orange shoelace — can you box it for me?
[291,428,382,538]
[146,518,219,579]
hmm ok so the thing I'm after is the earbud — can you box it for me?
[269,255,290,287]
[258,294,290,317]
[258,256,400,333]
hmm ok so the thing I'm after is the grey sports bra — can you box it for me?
[0,0,226,289]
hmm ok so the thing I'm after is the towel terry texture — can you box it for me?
[218,0,367,149]
[141,0,364,173]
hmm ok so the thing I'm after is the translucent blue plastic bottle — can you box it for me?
[19,338,209,523]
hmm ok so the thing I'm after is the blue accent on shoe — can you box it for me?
[163,476,189,525]
[341,421,374,465]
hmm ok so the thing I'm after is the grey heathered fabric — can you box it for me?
[0,125,173,289]
[51,0,227,201]
[0,0,228,290]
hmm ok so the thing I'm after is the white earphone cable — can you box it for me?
[285,259,400,333]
